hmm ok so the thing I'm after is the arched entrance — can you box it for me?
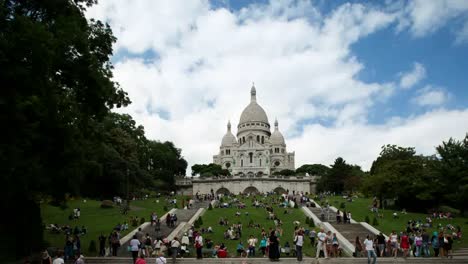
[216,187,230,195]
[243,186,259,194]
[273,187,286,194]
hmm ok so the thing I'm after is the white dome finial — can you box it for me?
[227,120,231,132]
[274,118,278,130]
[250,83,256,102]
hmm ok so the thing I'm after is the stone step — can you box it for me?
[84,256,468,264]
[117,201,208,257]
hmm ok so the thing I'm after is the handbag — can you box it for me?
[127,245,132,252]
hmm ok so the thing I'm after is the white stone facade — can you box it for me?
[213,85,295,175]
[192,175,317,195]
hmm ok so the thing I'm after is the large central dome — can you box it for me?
[238,85,269,124]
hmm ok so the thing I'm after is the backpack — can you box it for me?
[145,237,152,245]
[432,237,439,248]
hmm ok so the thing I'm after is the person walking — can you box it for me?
[354,236,363,257]
[364,235,377,264]
[130,235,141,264]
[294,230,304,261]
[170,237,180,264]
[376,232,385,257]
[247,235,257,257]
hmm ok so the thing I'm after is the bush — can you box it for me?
[305,217,310,225]
[309,217,315,227]
[365,215,370,223]
[208,203,213,210]
[163,206,168,212]
[438,205,461,216]
[88,240,97,253]
[340,202,346,209]
[131,218,138,227]
[372,217,379,226]
[220,197,224,203]
[100,200,114,208]
[294,202,299,208]
[198,216,203,225]
[194,219,200,228]
[140,217,146,225]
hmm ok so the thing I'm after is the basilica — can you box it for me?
[213,85,295,175]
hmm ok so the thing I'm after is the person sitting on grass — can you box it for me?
[283,241,291,256]
[237,241,245,256]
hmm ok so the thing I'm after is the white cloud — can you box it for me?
[412,86,450,106]
[399,62,426,89]
[397,0,468,43]
[86,1,467,173]
[290,109,468,170]
[455,20,468,44]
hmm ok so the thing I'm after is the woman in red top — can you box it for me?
[400,232,410,258]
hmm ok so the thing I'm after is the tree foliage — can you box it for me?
[0,1,186,259]
[191,163,226,176]
[317,157,364,193]
[295,164,330,176]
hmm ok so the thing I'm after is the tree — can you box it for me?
[317,157,363,193]
[191,163,223,176]
[436,135,468,214]
[362,145,438,211]
[279,169,295,176]
[296,164,330,176]
[0,1,188,259]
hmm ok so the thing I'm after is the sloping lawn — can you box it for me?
[198,195,319,258]
[323,196,467,249]
[41,197,177,255]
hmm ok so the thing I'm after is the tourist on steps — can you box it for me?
[364,235,377,264]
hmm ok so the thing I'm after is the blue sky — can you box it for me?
[88,0,468,171]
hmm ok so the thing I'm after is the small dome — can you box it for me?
[239,85,269,125]
[221,121,237,146]
[270,119,285,145]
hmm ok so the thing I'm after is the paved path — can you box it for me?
[84,256,468,264]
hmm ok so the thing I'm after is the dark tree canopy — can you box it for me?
[317,157,364,193]
[0,1,186,259]
[296,164,330,176]
[191,163,227,177]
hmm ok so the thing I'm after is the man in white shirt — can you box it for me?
[52,251,64,264]
[316,228,328,259]
[364,235,377,264]
[247,235,257,257]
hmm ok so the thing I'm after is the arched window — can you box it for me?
[249,152,253,163]
[260,159,262,166]
[243,137,245,143]
[257,135,260,142]
[241,159,243,167]
[261,136,264,144]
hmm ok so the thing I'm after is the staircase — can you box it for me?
[117,200,209,257]
[333,223,372,246]
[307,206,372,255]
[453,247,468,257]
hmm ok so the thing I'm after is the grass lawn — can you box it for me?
[40,196,186,255]
[196,195,319,258]
[322,196,468,249]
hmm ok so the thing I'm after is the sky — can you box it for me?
[86,0,468,173]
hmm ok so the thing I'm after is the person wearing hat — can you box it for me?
[41,250,52,264]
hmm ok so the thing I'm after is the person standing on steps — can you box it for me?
[170,237,180,264]
[364,235,377,264]
[194,233,203,259]
[316,228,328,259]
[130,234,141,264]
[294,230,304,261]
